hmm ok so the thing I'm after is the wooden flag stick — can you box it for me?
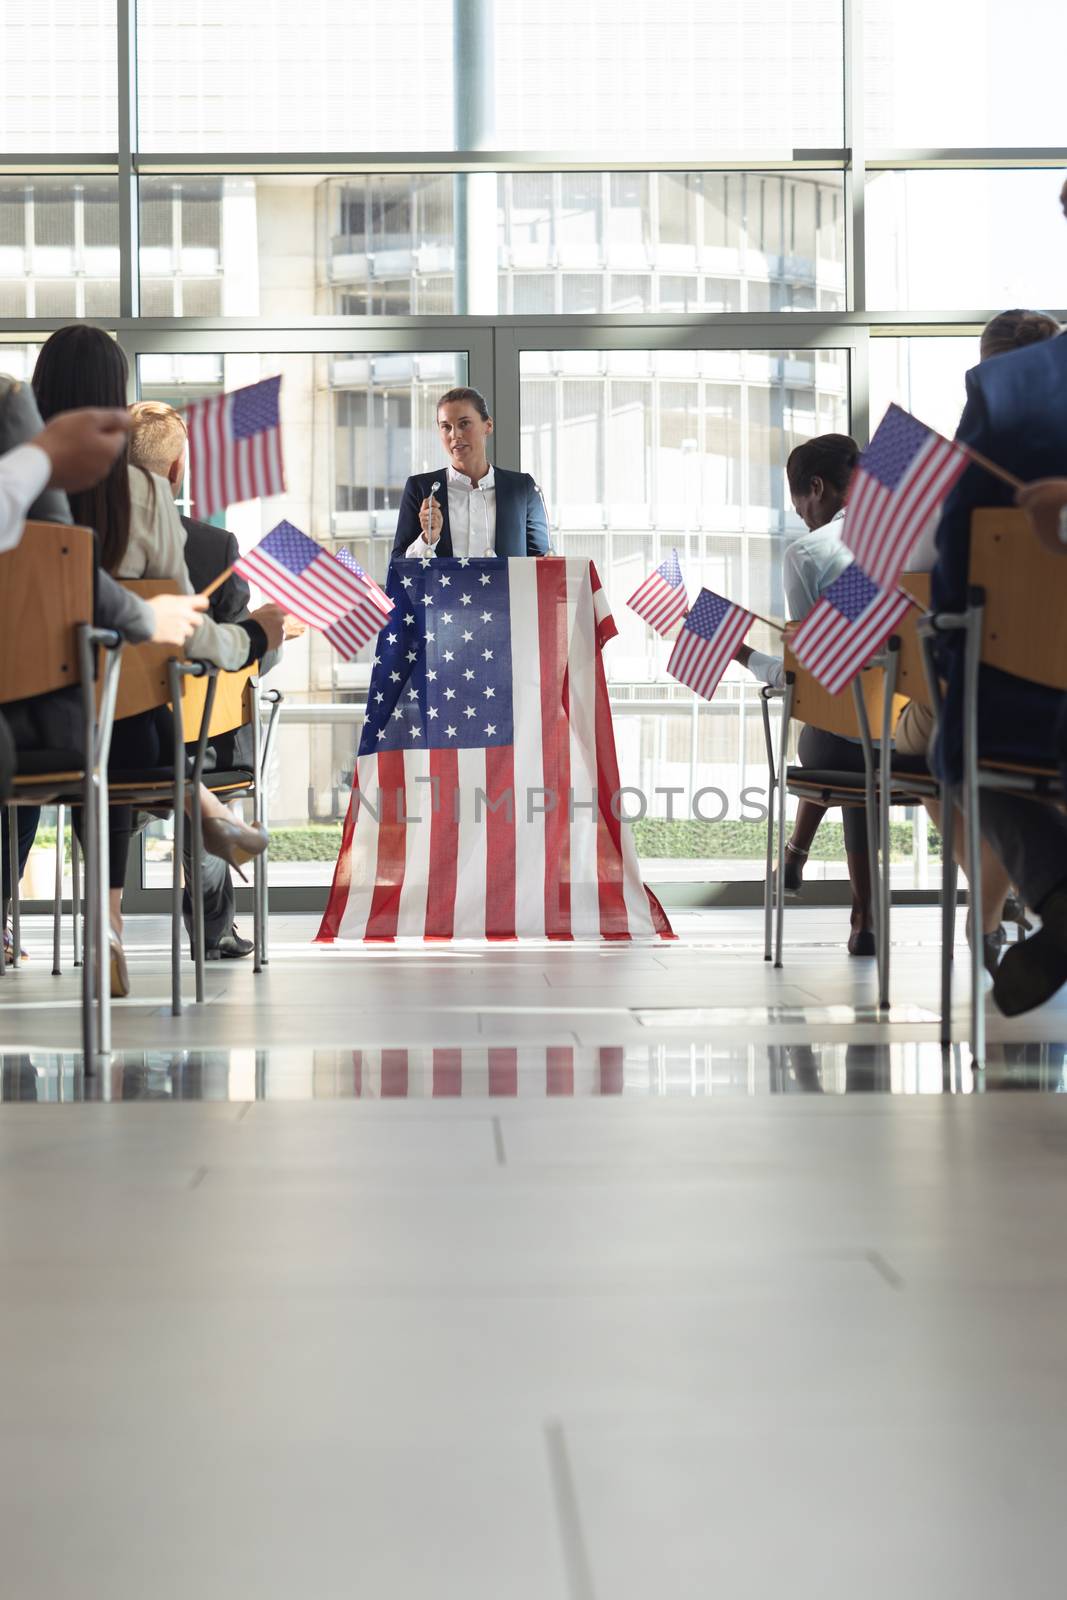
[200,565,235,600]
[959,442,1025,492]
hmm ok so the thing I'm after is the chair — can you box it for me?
[762,592,934,1011]
[0,522,123,1065]
[96,577,282,1009]
[921,509,1067,1068]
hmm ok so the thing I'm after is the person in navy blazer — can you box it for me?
[930,318,1067,1016]
[391,386,550,562]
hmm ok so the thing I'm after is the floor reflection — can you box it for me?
[1,1040,1065,1102]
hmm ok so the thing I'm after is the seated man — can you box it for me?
[930,294,1067,1015]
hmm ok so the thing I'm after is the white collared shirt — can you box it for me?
[0,443,50,554]
[745,508,851,689]
[405,463,497,559]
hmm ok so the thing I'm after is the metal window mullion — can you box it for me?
[117,0,140,320]
[843,0,866,314]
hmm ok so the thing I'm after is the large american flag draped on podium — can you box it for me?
[317,556,673,943]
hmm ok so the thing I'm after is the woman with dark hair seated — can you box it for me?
[21,324,286,995]
[736,433,879,955]
[1,375,206,964]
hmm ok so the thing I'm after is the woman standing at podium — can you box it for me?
[391,386,551,561]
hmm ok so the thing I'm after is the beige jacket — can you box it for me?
[117,467,250,670]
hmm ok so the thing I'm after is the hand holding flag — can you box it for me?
[233,521,394,660]
[666,589,755,701]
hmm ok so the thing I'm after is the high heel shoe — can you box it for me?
[201,816,269,882]
[109,929,130,998]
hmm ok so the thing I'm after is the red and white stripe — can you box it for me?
[323,585,395,659]
[317,557,672,944]
[792,586,916,695]
[666,604,752,700]
[843,435,967,588]
[626,570,688,634]
[235,545,380,632]
[350,1045,626,1098]
[185,389,285,520]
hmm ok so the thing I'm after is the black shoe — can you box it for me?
[993,889,1067,1016]
[981,927,1006,979]
[847,927,876,958]
[202,928,254,962]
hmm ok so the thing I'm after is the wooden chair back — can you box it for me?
[180,663,256,742]
[896,572,931,709]
[969,508,1067,691]
[785,651,905,741]
[0,522,95,704]
[110,579,178,720]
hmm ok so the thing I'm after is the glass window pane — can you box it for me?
[137,0,453,152]
[0,3,117,152]
[520,345,849,876]
[495,0,843,152]
[866,171,1067,311]
[139,171,846,319]
[0,178,119,320]
[865,0,1065,146]
[136,347,467,889]
[137,0,841,155]
[869,335,980,443]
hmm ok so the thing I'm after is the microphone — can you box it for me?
[424,480,442,549]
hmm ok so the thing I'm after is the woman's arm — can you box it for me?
[525,475,551,556]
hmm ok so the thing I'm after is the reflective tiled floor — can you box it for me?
[2,908,1067,1595]
[3,1038,1067,1101]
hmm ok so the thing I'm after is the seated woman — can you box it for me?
[1,375,206,963]
[737,433,879,955]
[27,324,286,996]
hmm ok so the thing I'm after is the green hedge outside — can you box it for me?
[29,820,944,864]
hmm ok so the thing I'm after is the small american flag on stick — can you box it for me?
[327,548,395,657]
[234,521,394,657]
[843,403,968,588]
[666,589,754,700]
[184,375,286,519]
[790,564,915,694]
[626,548,688,634]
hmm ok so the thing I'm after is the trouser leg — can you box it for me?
[978,790,1067,913]
[182,834,235,947]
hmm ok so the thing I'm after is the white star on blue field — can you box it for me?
[360,559,514,754]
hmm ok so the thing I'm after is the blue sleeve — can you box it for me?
[392,476,424,561]
[524,475,551,556]
[931,368,1006,619]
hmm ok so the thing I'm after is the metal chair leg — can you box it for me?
[52,803,65,975]
[939,789,958,1047]
[80,775,95,1070]
[190,786,206,1005]
[8,806,21,969]
[71,829,82,966]
[95,770,111,1063]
